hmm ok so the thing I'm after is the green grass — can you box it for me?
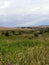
[0,30,49,65]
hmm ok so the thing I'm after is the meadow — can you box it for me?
[0,27,49,65]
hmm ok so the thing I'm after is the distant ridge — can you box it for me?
[0,25,49,31]
[0,26,16,31]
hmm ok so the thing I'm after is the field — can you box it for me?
[0,27,49,65]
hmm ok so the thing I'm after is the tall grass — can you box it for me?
[0,30,49,65]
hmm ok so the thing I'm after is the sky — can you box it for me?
[0,0,49,27]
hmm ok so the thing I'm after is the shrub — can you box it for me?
[5,31,9,37]
[34,32,39,37]
[39,30,43,34]
[46,28,49,32]
[11,31,16,35]
[2,31,5,35]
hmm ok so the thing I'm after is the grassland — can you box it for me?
[0,27,49,65]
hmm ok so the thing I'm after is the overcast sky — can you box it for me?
[0,0,49,27]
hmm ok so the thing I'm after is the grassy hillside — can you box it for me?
[0,27,49,65]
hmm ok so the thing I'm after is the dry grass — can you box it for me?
[0,28,49,65]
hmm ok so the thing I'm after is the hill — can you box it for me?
[0,25,49,31]
[0,27,16,31]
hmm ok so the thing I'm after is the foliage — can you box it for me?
[5,31,9,37]
[34,32,39,37]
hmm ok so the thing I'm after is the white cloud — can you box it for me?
[0,0,49,27]
[0,0,11,9]
[0,0,49,15]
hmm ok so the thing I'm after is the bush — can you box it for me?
[5,31,9,37]
[12,31,16,35]
[46,28,49,32]
[34,32,39,37]
[39,30,43,34]
[2,32,5,35]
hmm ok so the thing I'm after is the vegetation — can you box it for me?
[0,27,49,65]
